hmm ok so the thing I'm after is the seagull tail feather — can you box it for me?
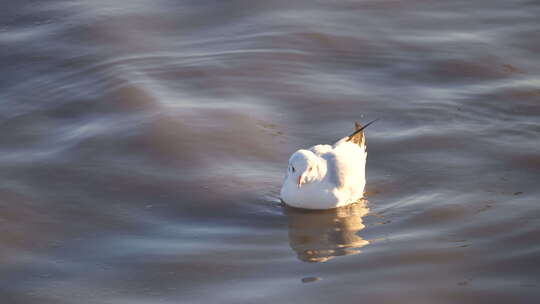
[346,119,378,147]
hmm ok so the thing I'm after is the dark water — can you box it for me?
[2,1,540,303]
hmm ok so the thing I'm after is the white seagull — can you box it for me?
[280,120,376,209]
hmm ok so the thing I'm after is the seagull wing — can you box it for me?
[321,151,347,190]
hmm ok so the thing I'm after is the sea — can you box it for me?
[1,1,539,303]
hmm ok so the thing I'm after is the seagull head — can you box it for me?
[288,150,319,188]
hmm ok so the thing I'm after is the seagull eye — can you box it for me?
[291,166,295,173]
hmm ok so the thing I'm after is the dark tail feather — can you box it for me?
[346,118,378,146]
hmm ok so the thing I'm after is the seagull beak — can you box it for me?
[297,175,302,188]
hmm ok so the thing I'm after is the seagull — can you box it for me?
[280,120,377,209]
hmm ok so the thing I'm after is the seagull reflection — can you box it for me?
[284,201,369,263]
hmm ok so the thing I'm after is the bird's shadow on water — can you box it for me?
[282,201,370,263]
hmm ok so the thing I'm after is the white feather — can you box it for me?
[280,135,367,209]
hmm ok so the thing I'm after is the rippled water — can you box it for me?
[1,1,540,303]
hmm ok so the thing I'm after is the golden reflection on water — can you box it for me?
[285,202,369,263]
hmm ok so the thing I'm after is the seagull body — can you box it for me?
[280,121,374,210]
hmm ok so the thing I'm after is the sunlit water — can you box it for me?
[1,1,540,303]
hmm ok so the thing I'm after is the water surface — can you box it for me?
[1,1,540,303]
